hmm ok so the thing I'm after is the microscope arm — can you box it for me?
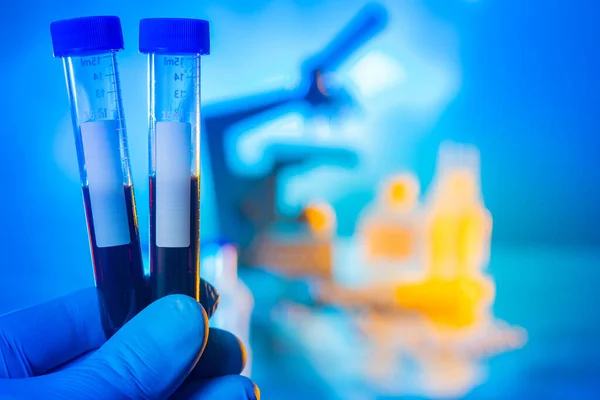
[203,88,304,137]
[202,2,388,138]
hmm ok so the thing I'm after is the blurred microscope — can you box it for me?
[203,3,388,272]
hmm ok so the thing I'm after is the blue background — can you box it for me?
[0,0,599,398]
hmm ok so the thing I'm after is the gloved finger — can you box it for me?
[78,294,208,398]
[188,328,247,380]
[47,348,95,373]
[0,294,208,399]
[52,323,245,382]
[171,375,260,400]
[49,280,220,376]
[200,279,220,318]
[0,287,105,378]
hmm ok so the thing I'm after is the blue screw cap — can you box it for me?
[50,16,124,57]
[139,18,210,55]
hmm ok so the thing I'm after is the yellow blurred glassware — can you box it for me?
[395,143,494,330]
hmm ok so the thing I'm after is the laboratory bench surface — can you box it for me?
[243,244,600,400]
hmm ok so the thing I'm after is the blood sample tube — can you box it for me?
[50,16,146,337]
[139,18,210,301]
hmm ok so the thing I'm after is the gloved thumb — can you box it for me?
[1,294,208,399]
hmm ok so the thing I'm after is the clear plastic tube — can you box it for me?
[51,17,146,337]
[148,53,201,300]
[140,18,209,301]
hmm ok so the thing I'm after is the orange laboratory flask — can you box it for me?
[358,173,423,282]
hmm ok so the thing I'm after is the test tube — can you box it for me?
[50,16,146,336]
[139,18,210,301]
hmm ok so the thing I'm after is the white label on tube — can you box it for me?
[156,121,192,248]
[80,120,130,248]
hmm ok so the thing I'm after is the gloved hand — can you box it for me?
[0,280,259,399]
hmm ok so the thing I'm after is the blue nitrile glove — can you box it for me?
[0,280,259,399]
